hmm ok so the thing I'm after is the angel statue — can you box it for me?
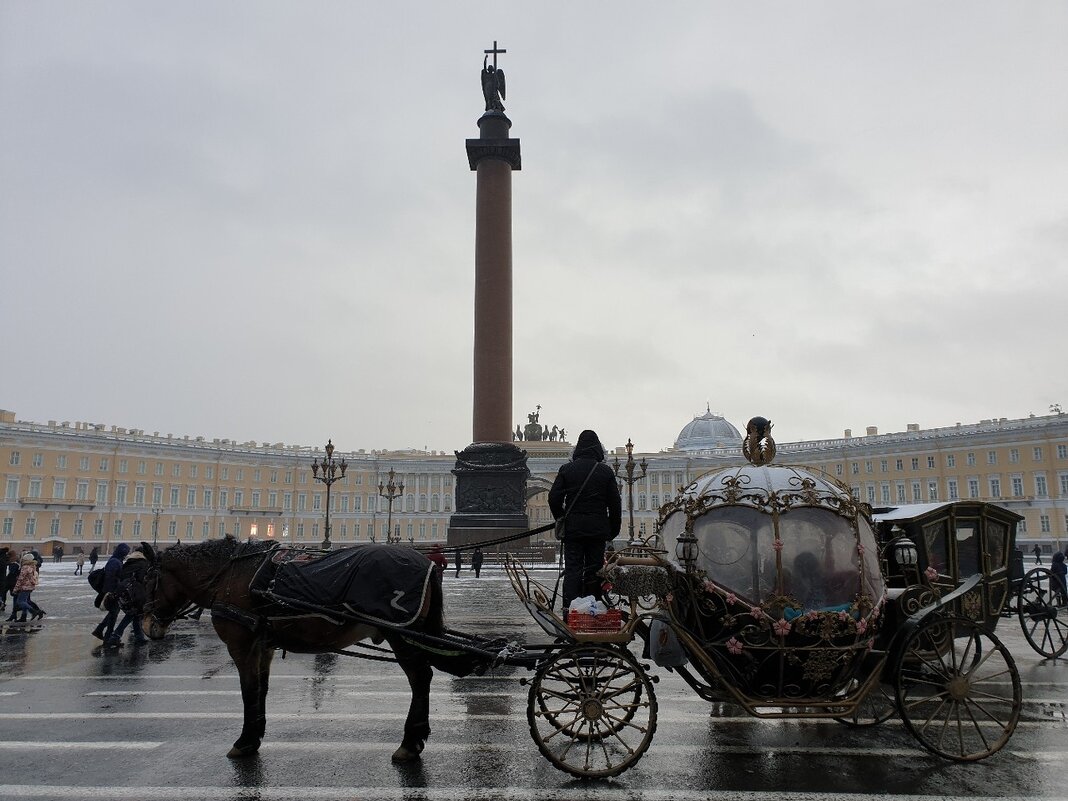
[481,55,506,112]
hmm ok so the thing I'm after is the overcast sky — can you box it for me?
[2,2,1066,456]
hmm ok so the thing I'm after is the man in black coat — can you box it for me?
[548,429,622,613]
[92,543,130,643]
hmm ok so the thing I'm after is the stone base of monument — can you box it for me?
[447,442,530,547]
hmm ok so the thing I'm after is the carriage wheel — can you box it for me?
[894,615,1021,761]
[833,679,896,727]
[1017,567,1068,658]
[527,644,657,779]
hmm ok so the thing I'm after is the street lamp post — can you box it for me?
[152,506,163,548]
[311,439,347,550]
[378,468,404,544]
[613,438,648,545]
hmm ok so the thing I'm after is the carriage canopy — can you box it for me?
[660,464,886,619]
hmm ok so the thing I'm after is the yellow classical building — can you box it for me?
[2,407,1067,557]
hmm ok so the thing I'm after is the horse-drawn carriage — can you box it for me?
[507,441,1025,777]
[141,417,1035,780]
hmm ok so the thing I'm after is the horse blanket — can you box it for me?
[258,544,435,628]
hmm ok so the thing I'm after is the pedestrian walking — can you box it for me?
[6,553,42,622]
[548,429,622,613]
[1052,551,1068,607]
[0,548,11,612]
[472,546,484,578]
[454,547,463,578]
[75,551,85,575]
[3,552,19,614]
[88,546,99,570]
[107,547,150,647]
[92,543,130,644]
[1033,544,1043,564]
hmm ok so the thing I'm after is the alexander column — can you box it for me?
[448,42,530,547]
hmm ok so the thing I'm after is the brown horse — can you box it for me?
[141,537,489,761]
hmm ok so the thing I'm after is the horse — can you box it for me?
[140,537,489,761]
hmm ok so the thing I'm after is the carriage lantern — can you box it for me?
[675,530,698,565]
[890,525,919,566]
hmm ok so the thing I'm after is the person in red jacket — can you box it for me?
[427,544,448,576]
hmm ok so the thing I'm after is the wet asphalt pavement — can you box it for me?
[1,559,1066,801]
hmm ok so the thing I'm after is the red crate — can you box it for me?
[567,609,623,633]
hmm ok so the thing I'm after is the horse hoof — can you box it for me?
[391,745,422,763]
[227,744,259,759]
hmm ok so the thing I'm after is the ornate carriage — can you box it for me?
[507,418,1024,779]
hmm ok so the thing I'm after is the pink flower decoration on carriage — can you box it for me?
[725,592,737,606]
[726,637,744,655]
[665,591,675,604]
[856,618,868,635]
[924,566,938,581]
[773,539,784,552]
[773,618,791,637]
[702,579,717,594]
[750,606,764,619]
[837,611,849,622]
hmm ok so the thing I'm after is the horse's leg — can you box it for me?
[389,637,432,763]
[220,628,272,758]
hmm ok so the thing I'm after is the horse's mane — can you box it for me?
[161,536,275,567]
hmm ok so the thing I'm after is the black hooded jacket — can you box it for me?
[548,430,622,540]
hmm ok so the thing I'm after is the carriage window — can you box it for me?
[923,521,948,576]
[691,506,774,603]
[779,508,864,612]
[956,523,981,576]
[984,521,1008,571]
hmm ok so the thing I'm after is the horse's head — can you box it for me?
[141,541,198,638]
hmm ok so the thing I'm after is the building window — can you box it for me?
[968,478,980,498]
[1011,477,1024,497]
[5,478,18,501]
[1019,518,1027,534]
[880,460,888,473]
[115,484,127,506]
[155,462,164,476]
[967,452,976,466]
[1036,475,1048,498]
[169,521,177,538]
[190,465,198,479]
[254,469,261,483]
[865,461,873,474]
[911,458,919,470]
[137,460,146,475]
[2,518,11,536]
[881,484,890,503]
[253,491,261,508]
[895,459,903,471]
[74,519,83,537]
[113,520,122,538]
[52,480,66,499]
[928,481,938,501]
[77,481,89,500]
[28,479,42,499]
[1041,515,1051,533]
[312,493,320,511]
[1005,450,1015,464]
[96,483,108,505]
[187,488,196,508]
[835,465,843,476]
[205,490,214,509]
[79,457,89,471]
[990,478,1001,497]
[946,454,956,468]
[99,457,109,471]
[866,486,875,503]
[927,456,936,469]
[32,453,43,468]
[221,467,229,480]
[170,487,179,506]
[1058,444,1068,459]
[10,450,22,466]
[298,493,306,511]
[26,518,36,537]
[94,519,103,538]
[1034,447,1043,461]
[912,482,922,502]
[270,470,278,484]
[50,518,60,537]
[119,459,128,474]
[1060,474,1068,496]
[234,490,244,506]
[206,466,214,480]
[186,521,194,538]
[851,463,859,475]
[220,490,228,508]
[153,486,163,506]
[133,520,142,537]
[134,485,145,506]
[172,464,181,477]
[57,455,67,469]
[896,484,907,502]
[948,479,958,500]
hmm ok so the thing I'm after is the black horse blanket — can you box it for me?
[260,544,435,628]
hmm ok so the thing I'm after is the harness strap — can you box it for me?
[211,601,265,633]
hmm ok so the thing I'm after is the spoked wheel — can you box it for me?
[1017,567,1068,658]
[527,644,657,779]
[894,615,1021,761]
[833,678,897,727]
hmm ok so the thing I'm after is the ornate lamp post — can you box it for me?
[378,468,404,544]
[152,506,163,548]
[311,439,347,550]
[613,438,648,545]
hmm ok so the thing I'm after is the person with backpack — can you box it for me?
[106,546,149,647]
[6,553,42,622]
[91,543,129,643]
